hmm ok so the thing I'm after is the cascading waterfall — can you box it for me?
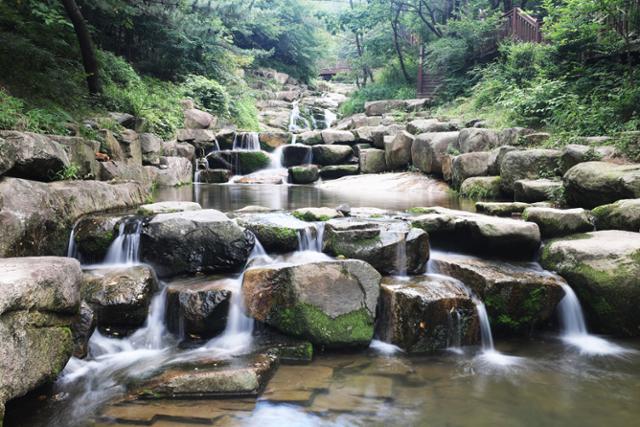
[269,144,286,170]
[67,224,79,260]
[557,283,627,356]
[394,231,408,278]
[297,222,324,252]
[232,132,261,151]
[103,217,143,265]
[323,108,337,129]
[446,308,463,353]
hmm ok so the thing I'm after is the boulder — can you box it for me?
[312,145,353,166]
[293,207,342,222]
[376,275,479,352]
[384,131,414,170]
[48,135,100,179]
[563,162,640,208]
[459,176,502,200]
[0,137,16,176]
[0,131,70,182]
[371,125,404,148]
[321,130,356,145]
[242,260,381,347]
[431,255,565,335]
[364,100,405,116]
[499,149,562,194]
[99,160,147,182]
[514,179,563,203]
[117,129,143,165]
[319,164,359,180]
[522,132,551,145]
[0,178,148,257]
[138,201,202,215]
[259,132,290,150]
[139,133,163,166]
[560,144,618,173]
[410,207,540,259]
[71,301,95,359]
[522,207,594,238]
[298,131,323,146]
[82,265,158,333]
[352,126,381,144]
[540,230,640,336]
[451,152,491,189]
[71,214,120,263]
[358,148,387,174]
[487,145,517,175]
[176,129,218,153]
[152,156,193,187]
[108,112,138,129]
[322,219,429,275]
[236,214,310,253]
[141,209,255,277]
[184,107,215,130]
[161,141,196,161]
[411,132,459,175]
[288,165,319,184]
[218,151,271,175]
[592,199,640,232]
[475,202,532,217]
[497,127,533,146]
[353,143,372,157]
[282,145,312,167]
[165,279,232,339]
[0,257,82,415]
[406,119,458,135]
[457,128,500,153]
[441,154,454,182]
[101,129,125,161]
[197,168,230,184]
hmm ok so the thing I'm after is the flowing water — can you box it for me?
[232,132,261,151]
[103,217,143,266]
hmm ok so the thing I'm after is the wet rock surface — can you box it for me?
[522,207,594,238]
[591,198,640,231]
[563,162,640,208]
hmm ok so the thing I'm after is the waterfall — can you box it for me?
[269,144,286,169]
[67,224,79,260]
[103,217,143,265]
[297,222,324,252]
[394,232,408,278]
[323,108,337,129]
[446,308,463,353]
[232,132,260,151]
[557,283,628,356]
[474,299,495,351]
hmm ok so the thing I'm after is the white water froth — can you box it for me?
[233,132,261,151]
[369,339,403,356]
[103,218,143,266]
[557,283,629,356]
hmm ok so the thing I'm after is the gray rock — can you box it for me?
[451,152,492,189]
[152,156,193,187]
[385,131,414,170]
[282,145,312,167]
[184,107,215,129]
[48,135,101,179]
[312,144,353,166]
[259,132,291,150]
[358,148,387,174]
[319,164,359,180]
[371,125,404,148]
[432,255,565,335]
[487,145,517,175]
[321,130,355,145]
[475,202,532,217]
[497,127,533,146]
[563,162,640,208]
[298,131,323,146]
[161,141,196,161]
[460,176,503,200]
[0,137,16,176]
[141,209,255,277]
[457,128,500,153]
[411,132,459,175]
[560,144,618,173]
[242,260,381,347]
[138,201,202,215]
[117,129,143,165]
[0,131,70,182]
[522,207,594,238]
[499,149,562,194]
[99,160,147,182]
[364,100,405,116]
[176,129,218,153]
[293,207,342,222]
[288,165,319,184]
[514,179,563,203]
[322,219,429,275]
[139,133,163,166]
[540,230,640,336]
[218,151,271,175]
[592,198,640,232]
[377,275,478,352]
[71,301,95,358]
[410,207,540,259]
[406,119,458,134]
[197,168,230,183]
[72,214,120,263]
[237,213,310,253]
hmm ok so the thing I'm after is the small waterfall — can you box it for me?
[557,283,628,356]
[269,144,286,169]
[297,222,324,252]
[446,308,463,353]
[232,132,260,151]
[394,231,408,278]
[475,299,495,351]
[67,224,79,260]
[103,217,143,265]
[323,108,337,129]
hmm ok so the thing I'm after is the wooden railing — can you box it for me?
[502,8,542,43]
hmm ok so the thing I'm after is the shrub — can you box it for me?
[183,75,230,117]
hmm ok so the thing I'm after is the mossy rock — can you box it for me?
[73,215,120,263]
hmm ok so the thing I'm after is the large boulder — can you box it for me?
[0,178,148,257]
[411,132,459,175]
[141,209,254,277]
[431,255,565,335]
[0,257,82,418]
[364,100,405,116]
[176,129,218,153]
[0,137,16,176]
[288,165,319,184]
[457,128,500,153]
[451,152,491,189]
[514,179,563,203]
[197,168,230,183]
[410,207,540,259]
[522,207,594,238]
[475,201,532,217]
[592,199,640,232]
[540,230,640,336]
[563,162,640,208]
[152,156,193,187]
[242,260,381,347]
[139,133,163,166]
[71,214,120,263]
[319,164,359,180]
[161,141,196,161]
[376,275,479,352]
[138,201,202,216]
[282,145,312,167]
[560,144,618,173]
[358,148,387,174]
[293,207,342,222]
[312,145,353,166]
[297,130,323,146]
[460,176,502,200]
[99,160,147,182]
[183,106,215,130]
[165,278,232,339]
[487,145,517,175]
[48,135,100,179]
[499,149,562,194]
[321,130,356,145]
[322,219,429,275]
[0,131,70,182]
[236,214,311,253]
[82,265,158,333]
[218,151,271,175]
[384,131,414,170]
[407,119,458,134]
[116,129,143,165]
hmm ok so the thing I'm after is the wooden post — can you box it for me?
[417,45,425,97]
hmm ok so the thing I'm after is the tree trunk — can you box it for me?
[391,9,411,83]
[61,0,101,96]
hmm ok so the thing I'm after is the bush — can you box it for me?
[183,75,230,117]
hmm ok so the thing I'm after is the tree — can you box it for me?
[61,0,101,95]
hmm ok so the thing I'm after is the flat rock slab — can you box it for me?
[540,230,640,336]
[522,207,594,238]
[592,198,640,232]
[410,207,541,259]
[237,213,312,253]
[260,365,334,404]
[431,254,565,335]
[138,201,202,215]
[563,161,640,208]
[319,172,450,194]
